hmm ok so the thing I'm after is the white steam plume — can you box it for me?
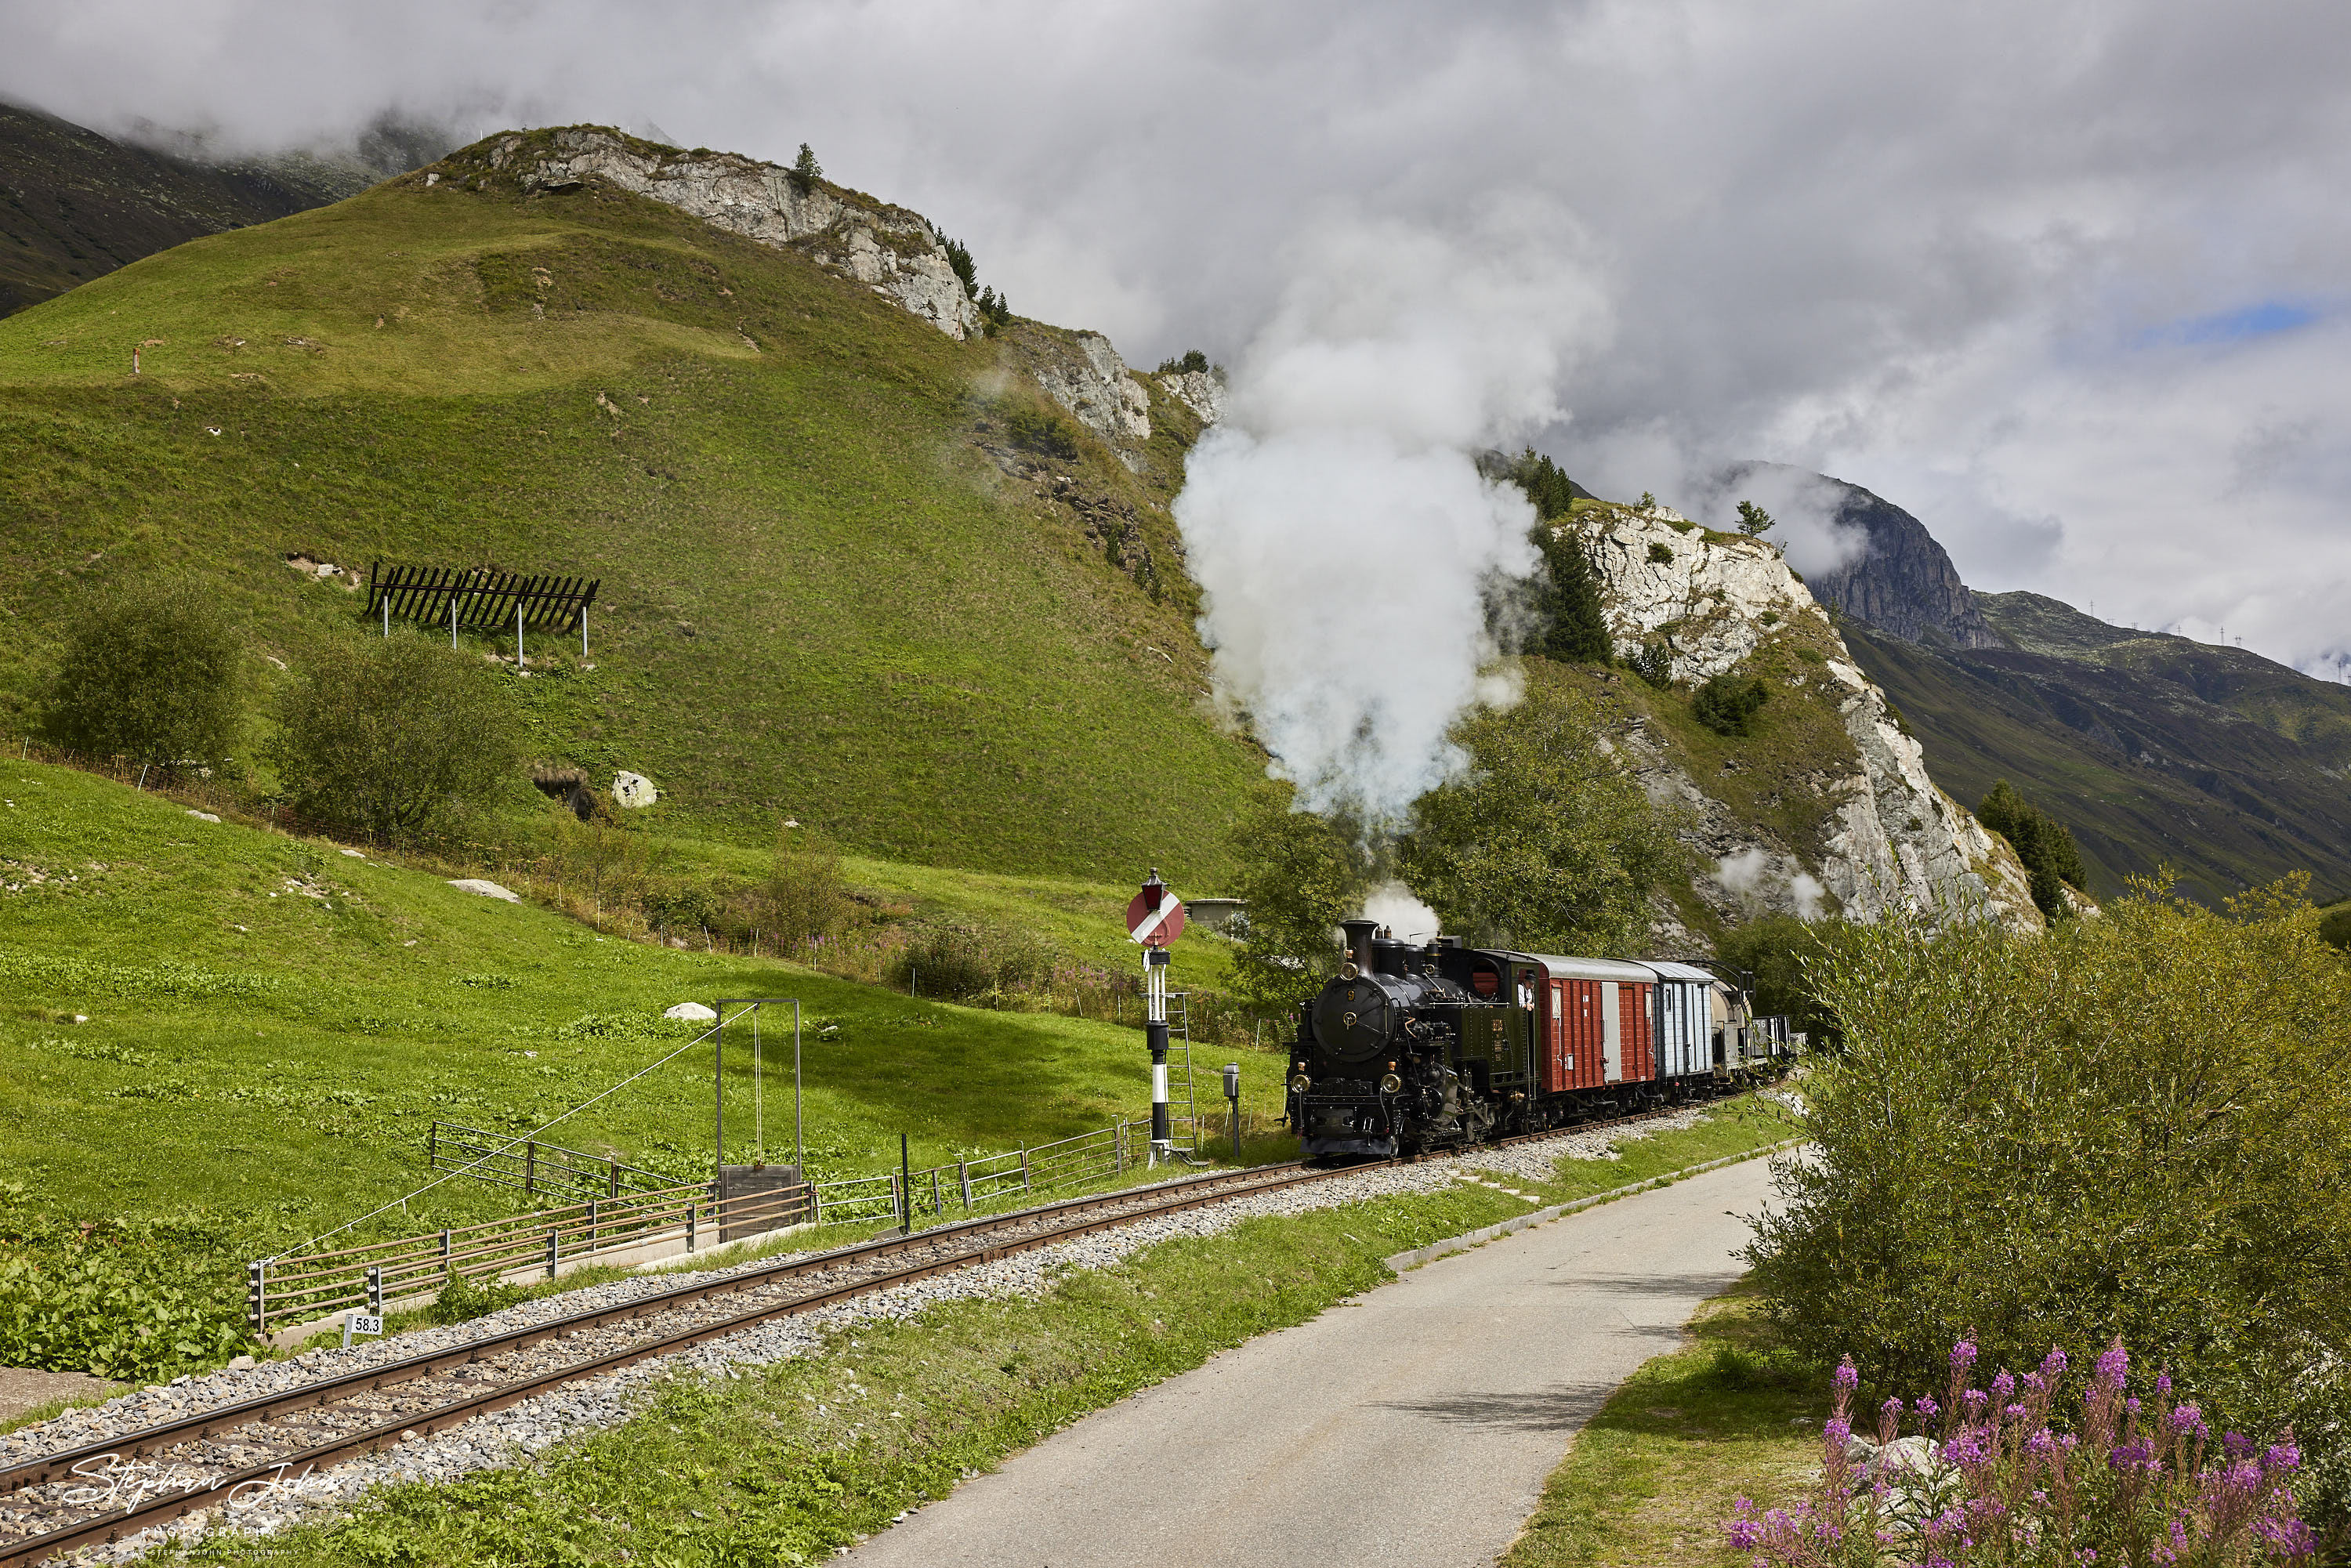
[1174,205,1608,819]
[1360,881,1442,942]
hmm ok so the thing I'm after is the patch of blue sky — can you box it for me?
[2139,300,2320,349]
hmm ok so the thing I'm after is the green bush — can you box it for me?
[1976,777,2088,920]
[1225,783,1375,1012]
[1646,541,1674,565]
[1156,349,1211,375]
[1712,914,1839,1045]
[38,577,243,765]
[1746,878,2351,1530]
[766,827,856,957]
[1629,643,1674,690]
[2321,902,2351,952]
[1002,404,1080,460]
[1692,673,1770,737]
[271,633,520,842]
[0,1186,249,1379]
[888,919,1048,1004]
[1401,668,1686,954]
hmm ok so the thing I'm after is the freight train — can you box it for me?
[1285,918,1797,1157]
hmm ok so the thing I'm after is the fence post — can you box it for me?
[545,1227,558,1278]
[687,1191,698,1251]
[440,1229,452,1282]
[959,1159,971,1210]
[608,1157,619,1199]
[931,1168,942,1215]
[588,1198,599,1252]
[429,1122,438,1170]
[366,1266,383,1316]
[247,1260,266,1334]
[526,1141,537,1196]
[1021,1144,1031,1193]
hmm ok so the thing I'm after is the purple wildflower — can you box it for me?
[2263,1440,2301,1472]
[1952,1338,1979,1372]
[2042,1347,2069,1381]
[2005,1403,2028,1421]
[1991,1370,2016,1400]
[2096,1341,2128,1388]
[1835,1356,1859,1392]
[2126,1396,2142,1417]
[2155,1372,2172,1396]
[2221,1432,2255,1461]
[1915,1394,1940,1421]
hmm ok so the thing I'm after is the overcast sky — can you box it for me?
[7,0,2349,678]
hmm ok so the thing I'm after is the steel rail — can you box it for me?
[0,1093,1759,1566]
[0,1163,1335,1566]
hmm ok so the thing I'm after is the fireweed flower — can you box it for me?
[2222,1432,2255,1461]
[1952,1339,1979,1372]
[2042,1348,2069,1382]
[1916,1395,1940,1421]
[1992,1370,2017,1400]
[2262,1442,2300,1472]
[2156,1373,2173,1396]
[2096,1341,2128,1388]
[1835,1357,1859,1392]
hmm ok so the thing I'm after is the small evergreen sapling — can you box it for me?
[788,143,822,196]
[1736,499,1776,537]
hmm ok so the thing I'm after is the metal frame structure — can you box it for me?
[364,562,601,654]
[712,998,802,1176]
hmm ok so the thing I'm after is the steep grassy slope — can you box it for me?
[0,140,1255,883]
[1842,602,2351,905]
[0,761,1278,1245]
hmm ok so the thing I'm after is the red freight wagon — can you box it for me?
[1527,955,1657,1096]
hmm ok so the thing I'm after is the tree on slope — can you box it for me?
[1976,778,2089,920]
[1225,783,1375,1013]
[272,635,517,842]
[1400,668,1685,954]
[1507,449,1610,664]
[40,578,243,766]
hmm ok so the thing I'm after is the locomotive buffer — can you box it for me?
[1126,868,1186,1165]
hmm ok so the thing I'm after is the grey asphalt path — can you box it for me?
[846,1155,1777,1568]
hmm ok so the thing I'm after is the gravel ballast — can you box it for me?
[27,1107,1746,1560]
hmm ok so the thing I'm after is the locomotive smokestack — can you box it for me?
[1339,918,1378,974]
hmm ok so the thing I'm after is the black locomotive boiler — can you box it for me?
[1286,919,1791,1158]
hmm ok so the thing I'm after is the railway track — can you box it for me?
[0,1098,1742,1566]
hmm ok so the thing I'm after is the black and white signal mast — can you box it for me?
[1125,867,1186,1165]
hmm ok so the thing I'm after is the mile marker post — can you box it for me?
[1125,868,1186,1166]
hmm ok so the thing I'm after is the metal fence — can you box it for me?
[253,1114,1206,1334]
[427,1122,676,1203]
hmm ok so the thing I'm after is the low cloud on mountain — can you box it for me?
[5,0,2348,675]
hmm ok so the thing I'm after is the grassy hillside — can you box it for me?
[0,761,1281,1248]
[1842,596,2351,905]
[0,129,1257,885]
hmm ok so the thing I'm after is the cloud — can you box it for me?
[8,0,2351,670]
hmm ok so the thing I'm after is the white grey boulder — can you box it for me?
[664,1002,718,1023]
[447,878,521,903]
[613,771,658,809]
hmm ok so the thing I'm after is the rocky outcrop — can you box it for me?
[1003,325,1155,470]
[473,128,980,340]
[1157,368,1225,425]
[1577,504,2044,934]
[1585,504,1831,681]
[1732,462,2000,648]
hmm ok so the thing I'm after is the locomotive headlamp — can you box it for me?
[1379,1071,1404,1094]
[1288,1071,1312,1094]
[1340,961,1360,980]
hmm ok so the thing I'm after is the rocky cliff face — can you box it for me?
[1009,326,1155,462]
[480,127,980,340]
[1574,503,2044,936]
[1730,462,1999,648]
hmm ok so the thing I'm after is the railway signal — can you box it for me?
[1127,868,1185,1164]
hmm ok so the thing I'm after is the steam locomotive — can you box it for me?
[1285,919,1796,1157]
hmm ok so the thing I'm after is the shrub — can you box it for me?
[39,577,243,765]
[1736,499,1776,537]
[0,1185,249,1379]
[976,285,1013,336]
[1729,1339,2316,1567]
[1746,879,2351,1531]
[936,233,977,298]
[1630,642,1674,689]
[766,827,854,955]
[1401,668,1686,954]
[1713,914,1840,1045]
[788,143,821,196]
[1002,404,1081,460]
[1976,778,2088,921]
[271,634,519,842]
[888,919,1048,1004]
[1225,782,1375,1012]
[1647,541,1674,564]
[1156,349,1211,375]
[1694,672,1770,737]
[2321,903,2351,953]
